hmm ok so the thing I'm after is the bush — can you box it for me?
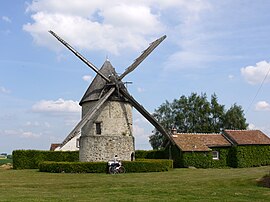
[39,159,173,173]
[124,159,173,172]
[135,150,168,159]
[234,145,270,168]
[257,173,270,188]
[13,150,79,169]
[39,161,107,173]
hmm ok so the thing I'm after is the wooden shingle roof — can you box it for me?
[223,130,270,145]
[172,133,231,152]
[79,60,117,105]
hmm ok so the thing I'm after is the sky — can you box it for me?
[1,0,270,154]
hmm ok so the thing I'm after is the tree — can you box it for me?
[149,93,248,149]
[223,104,248,130]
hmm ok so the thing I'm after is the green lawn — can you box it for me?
[0,167,269,202]
[0,158,12,165]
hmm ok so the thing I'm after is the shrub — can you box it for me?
[135,150,168,159]
[39,159,173,173]
[234,145,270,168]
[124,159,173,172]
[39,161,107,173]
[257,173,270,188]
[13,150,79,169]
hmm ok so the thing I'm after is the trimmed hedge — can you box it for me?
[39,161,107,173]
[12,150,79,169]
[124,159,173,172]
[39,159,173,173]
[232,145,270,168]
[135,150,168,159]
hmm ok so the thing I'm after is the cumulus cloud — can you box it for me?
[32,98,80,113]
[23,0,167,54]
[241,61,270,85]
[255,101,270,111]
[23,0,211,55]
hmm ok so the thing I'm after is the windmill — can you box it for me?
[49,30,174,162]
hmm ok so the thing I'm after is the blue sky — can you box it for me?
[1,0,270,154]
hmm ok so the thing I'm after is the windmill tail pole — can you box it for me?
[48,30,110,83]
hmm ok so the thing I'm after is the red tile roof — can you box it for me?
[50,143,61,151]
[224,130,270,145]
[172,133,231,152]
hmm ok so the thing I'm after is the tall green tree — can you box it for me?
[149,93,248,149]
[223,103,248,130]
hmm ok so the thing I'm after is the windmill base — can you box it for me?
[79,135,135,162]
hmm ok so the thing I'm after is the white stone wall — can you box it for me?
[80,100,135,162]
[79,135,134,162]
[81,100,133,137]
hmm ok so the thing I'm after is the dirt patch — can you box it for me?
[0,163,13,170]
[257,174,270,188]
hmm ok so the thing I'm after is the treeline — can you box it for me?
[150,93,248,149]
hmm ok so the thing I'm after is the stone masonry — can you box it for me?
[79,100,135,162]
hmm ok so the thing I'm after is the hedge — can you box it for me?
[39,159,173,173]
[135,150,168,159]
[12,150,79,169]
[232,145,270,168]
[39,161,107,173]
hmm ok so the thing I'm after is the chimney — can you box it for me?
[171,128,177,137]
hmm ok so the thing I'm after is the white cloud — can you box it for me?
[0,86,10,94]
[241,61,270,85]
[3,129,41,139]
[82,75,93,82]
[228,74,234,80]
[247,123,257,130]
[2,16,11,23]
[137,87,145,93]
[32,98,80,113]
[25,121,51,128]
[255,101,270,111]
[23,0,211,55]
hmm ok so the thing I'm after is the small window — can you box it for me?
[212,151,219,160]
[96,122,101,135]
[76,138,80,148]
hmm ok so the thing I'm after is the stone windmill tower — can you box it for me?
[49,31,174,162]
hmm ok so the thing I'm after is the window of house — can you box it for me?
[212,151,219,160]
[95,122,102,135]
[76,138,80,148]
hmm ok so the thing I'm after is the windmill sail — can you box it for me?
[119,35,166,80]
[59,87,116,148]
[49,30,110,83]
[119,87,174,144]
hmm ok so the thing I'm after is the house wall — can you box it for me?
[55,136,79,151]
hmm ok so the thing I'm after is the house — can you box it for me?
[0,153,7,159]
[169,130,270,168]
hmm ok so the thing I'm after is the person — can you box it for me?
[113,155,120,167]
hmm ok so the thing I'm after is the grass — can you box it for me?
[0,166,269,201]
[0,158,12,165]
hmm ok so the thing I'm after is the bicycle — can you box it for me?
[108,160,125,174]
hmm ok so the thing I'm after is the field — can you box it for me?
[0,158,12,165]
[0,166,269,201]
